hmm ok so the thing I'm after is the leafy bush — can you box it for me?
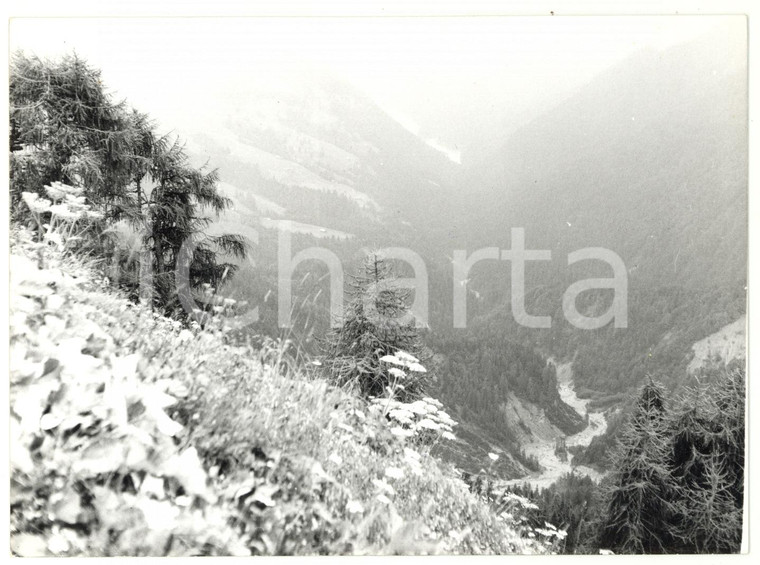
[9,228,247,556]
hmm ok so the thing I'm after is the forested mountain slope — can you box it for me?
[8,20,748,554]
[443,25,746,408]
[180,67,460,243]
[466,25,746,289]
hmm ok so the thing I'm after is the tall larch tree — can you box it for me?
[598,378,675,554]
[9,51,247,315]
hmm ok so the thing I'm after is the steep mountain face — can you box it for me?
[181,67,460,245]
[415,26,748,479]
[464,25,746,290]
[444,25,747,405]
[686,315,746,374]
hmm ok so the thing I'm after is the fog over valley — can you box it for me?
[8,14,748,556]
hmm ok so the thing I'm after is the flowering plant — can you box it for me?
[22,182,103,254]
[367,351,458,445]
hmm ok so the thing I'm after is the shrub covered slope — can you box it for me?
[9,227,565,556]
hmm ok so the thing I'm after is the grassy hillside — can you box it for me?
[9,226,565,556]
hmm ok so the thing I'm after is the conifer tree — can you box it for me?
[9,51,247,314]
[598,378,674,554]
[666,368,745,553]
[320,252,430,401]
[145,137,247,310]
[9,52,145,215]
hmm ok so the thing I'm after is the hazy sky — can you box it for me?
[9,15,736,160]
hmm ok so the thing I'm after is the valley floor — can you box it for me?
[503,361,607,490]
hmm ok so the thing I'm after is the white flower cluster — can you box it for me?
[501,492,540,511]
[369,393,457,443]
[380,350,428,375]
[375,349,428,400]
[50,185,100,221]
[189,284,248,332]
[23,182,102,220]
[489,491,567,550]
[21,183,103,250]
[534,522,568,541]
[21,191,53,214]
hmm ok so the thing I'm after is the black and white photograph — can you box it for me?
[5,1,755,558]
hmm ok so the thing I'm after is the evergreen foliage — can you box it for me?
[144,137,247,310]
[666,368,745,553]
[321,252,430,401]
[505,472,602,554]
[431,332,586,442]
[9,52,139,212]
[9,51,247,315]
[597,368,745,554]
[598,379,674,553]
[501,366,745,556]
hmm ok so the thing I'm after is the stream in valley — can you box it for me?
[502,361,607,491]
